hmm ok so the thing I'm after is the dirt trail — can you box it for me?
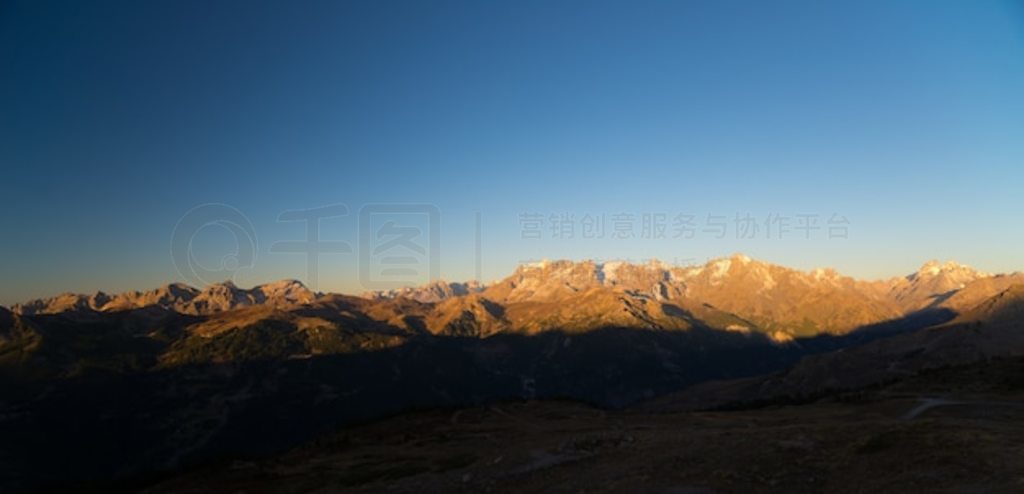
[900,395,1024,420]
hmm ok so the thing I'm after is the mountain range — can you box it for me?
[2,254,1024,492]
[9,254,1021,341]
[10,279,317,316]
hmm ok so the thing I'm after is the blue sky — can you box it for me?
[2,0,1023,303]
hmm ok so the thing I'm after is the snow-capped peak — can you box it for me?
[911,260,988,280]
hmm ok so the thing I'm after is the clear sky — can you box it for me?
[2,0,1023,304]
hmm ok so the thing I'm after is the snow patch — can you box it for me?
[711,259,732,279]
[600,261,625,283]
[725,324,750,333]
[521,259,551,270]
